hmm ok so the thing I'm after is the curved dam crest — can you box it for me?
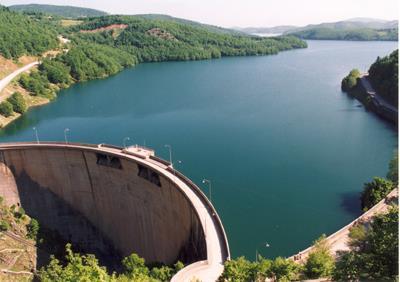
[0,142,229,281]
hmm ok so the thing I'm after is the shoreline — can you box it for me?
[0,46,307,129]
[343,75,398,125]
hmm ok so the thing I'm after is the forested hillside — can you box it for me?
[9,4,107,18]
[0,6,58,58]
[0,6,306,125]
[289,27,397,41]
[69,15,307,62]
[368,50,398,107]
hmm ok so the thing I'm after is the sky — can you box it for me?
[0,0,398,27]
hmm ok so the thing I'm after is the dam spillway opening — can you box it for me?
[0,143,209,271]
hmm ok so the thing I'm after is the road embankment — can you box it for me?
[343,75,398,124]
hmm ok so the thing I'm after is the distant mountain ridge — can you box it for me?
[234,25,297,35]
[9,4,108,18]
[289,19,398,33]
[235,18,398,41]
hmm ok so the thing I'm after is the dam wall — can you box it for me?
[0,144,207,267]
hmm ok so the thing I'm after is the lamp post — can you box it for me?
[32,127,39,144]
[202,179,212,203]
[256,242,270,262]
[123,137,130,149]
[64,128,70,144]
[164,144,173,168]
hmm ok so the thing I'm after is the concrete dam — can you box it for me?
[0,142,230,281]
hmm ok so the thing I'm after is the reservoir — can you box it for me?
[0,40,397,259]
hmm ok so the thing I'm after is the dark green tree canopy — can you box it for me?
[368,49,398,107]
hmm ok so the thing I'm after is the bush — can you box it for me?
[218,256,257,282]
[0,100,13,117]
[360,177,394,211]
[19,71,54,98]
[270,257,301,282]
[387,152,398,185]
[122,253,150,279]
[27,218,39,240]
[333,206,399,281]
[7,92,27,114]
[0,220,9,231]
[13,206,26,219]
[341,68,360,91]
[304,235,335,279]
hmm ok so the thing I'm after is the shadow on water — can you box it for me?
[339,191,363,218]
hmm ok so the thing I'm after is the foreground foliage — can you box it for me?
[360,177,394,211]
[219,256,302,282]
[333,206,398,281]
[304,235,335,279]
[39,244,184,282]
[387,152,398,185]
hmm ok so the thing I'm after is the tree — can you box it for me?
[333,206,399,281]
[39,58,72,85]
[270,257,301,282]
[27,218,39,240]
[360,177,394,211]
[341,69,360,92]
[387,152,398,184]
[39,243,112,282]
[368,50,398,107]
[304,234,335,279]
[7,92,27,114]
[121,253,150,280]
[218,256,257,282]
[0,100,13,117]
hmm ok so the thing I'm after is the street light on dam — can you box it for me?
[202,179,212,203]
[164,144,173,168]
[32,127,39,144]
[256,242,270,262]
[64,128,70,144]
[123,137,130,149]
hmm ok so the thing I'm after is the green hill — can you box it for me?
[9,4,108,18]
[0,6,58,58]
[236,19,398,41]
[288,27,397,41]
[286,19,398,41]
[136,14,243,35]
[68,15,307,62]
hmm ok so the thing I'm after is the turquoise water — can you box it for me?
[0,40,397,259]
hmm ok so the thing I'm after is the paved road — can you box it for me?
[0,142,229,282]
[360,75,398,114]
[0,62,39,96]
